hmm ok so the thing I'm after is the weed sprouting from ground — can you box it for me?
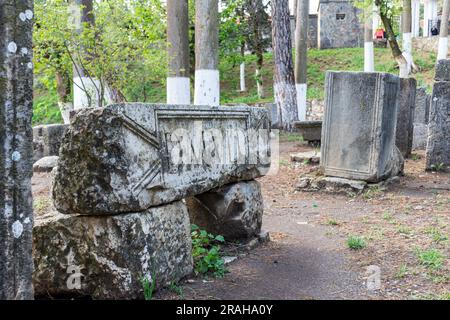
[191,224,227,278]
[347,236,366,250]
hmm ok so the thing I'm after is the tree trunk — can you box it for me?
[72,0,102,109]
[56,71,74,123]
[437,0,450,61]
[0,0,34,300]
[272,0,297,131]
[294,0,308,121]
[167,0,191,104]
[401,0,412,77]
[194,0,220,106]
[364,5,374,72]
[376,0,408,78]
[240,43,246,92]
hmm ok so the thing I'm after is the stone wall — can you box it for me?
[318,0,363,49]
[290,14,319,49]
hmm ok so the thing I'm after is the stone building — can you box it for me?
[317,0,363,49]
[290,0,363,49]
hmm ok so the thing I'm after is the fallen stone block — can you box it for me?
[396,78,416,158]
[52,104,271,215]
[321,72,404,182]
[33,156,59,173]
[294,120,322,145]
[290,150,320,164]
[33,201,193,300]
[33,124,68,162]
[296,176,368,194]
[186,180,263,240]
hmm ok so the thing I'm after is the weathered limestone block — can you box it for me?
[33,156,59,173]
[414,87,430,125]
[33,124,68,162]
[396,78,416,158]
[53,104,270,215]
[186,181,263,240]
[321,72,404,182]
[413,87,431,150]
[33,201,193,300]
[296,176,368,194]
[426,70,450,171]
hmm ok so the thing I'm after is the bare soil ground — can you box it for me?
[32,139,450,300]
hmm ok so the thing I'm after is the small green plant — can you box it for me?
[141,272,156,300]
[362,186,382,200]
[169,281,184,298]
[33,197,51,215]
[416,248,446,270]
[395,264,409,279]
[191,224,227,277]
[382,211,393,221]
[425,227,448,243]
[397,225,412,235]
[327,219,339,226]
[410,153,421,161]
[430,163,446,172]
[347,235,366,250]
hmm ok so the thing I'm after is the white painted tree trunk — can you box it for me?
[294,0,308,121]
[437,0,450,61]
[256,68,264,98]
[272,0,297,130]
[401,0,412,78]
[240,62,246,92]
[364,6,375,72]
[194,0,220,106]
[424,0,438,37]
[167,0,190,104]
[411,0,420,37]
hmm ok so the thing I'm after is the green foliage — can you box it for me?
[169,281,184,298]
[430,163,446,172]
[416,248,446,270]
[191,224,227,278]
[141,272,156,301]
[347,235,367,250]
[34,0,167,109]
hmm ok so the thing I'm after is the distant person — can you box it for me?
[431,25,439,36]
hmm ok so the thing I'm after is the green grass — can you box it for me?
[416,248,446,270]
[33,47,438,125]
[347,235,367,250]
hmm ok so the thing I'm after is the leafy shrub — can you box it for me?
[191,224,227,277]
[347,235,366,250]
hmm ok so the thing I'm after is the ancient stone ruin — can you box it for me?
[395,78,417,159]
[413,87,431,150]
[297,71,404,193]
[426,60,450,172]
[33,103,270,299]
[321,72,403,182]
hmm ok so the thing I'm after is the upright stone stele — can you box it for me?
[425,60,450,171]
[0,0,34,299]
[395,78,416,158]
[321,72,404,182]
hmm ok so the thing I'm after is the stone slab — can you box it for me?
[290,151,321,164]
[413,123,428,150]
[426,81,450,171]
[435,59,450,82]
[320,72,404,182]
[53,104,271,215]
[396,78,416,158]
[414,87,430,125]
[186,180,263,240]
[33,124,68,162]
[33,156,59,173]
[33,201,193,299]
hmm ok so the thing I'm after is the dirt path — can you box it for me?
[32,140,450,300]
[156,140,450,300]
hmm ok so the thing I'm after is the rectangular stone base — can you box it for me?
[33,201,193,299]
